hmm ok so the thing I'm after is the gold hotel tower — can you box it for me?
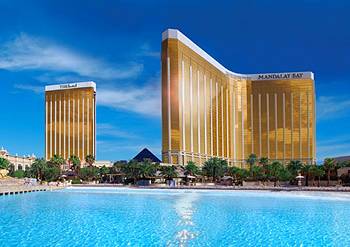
[161,29,316,166]
[45,82,96,161]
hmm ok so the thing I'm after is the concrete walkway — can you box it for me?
[0,185,63,196]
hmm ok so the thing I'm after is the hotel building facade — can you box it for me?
[161,29,316,167]
[45,82,96,161]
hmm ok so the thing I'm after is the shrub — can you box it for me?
[11,170,25,178]
[71,178,82,184]
[79,167,99,181]
[43,167,61,182]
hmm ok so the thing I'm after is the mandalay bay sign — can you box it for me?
[250,72,314,81]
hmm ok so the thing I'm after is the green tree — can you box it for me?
[111,161,126,174]
[85,154,95,167]
[99,165,110,176]
[259,157,269,167]
[237,168,249,181]
[227,166,249,183]
[43,166,60,182]
[29,158,47,181]
[287,160,303,177]
[252,165,264,181]
[246,153,258,177]
[309,165,322,186]
[160,165,178,180]
[185,161,200,176]
[0,157,10,170]
[202,157,228,182]
[277,167,292,182]
[68,155,81,173]
[48,154,65,168]
[227,166,241,178]
[323,158,335,186]
[80,166,100,181]
[302,164,312,186]
[267,161,291,186]
[138,159,158,180]
[314,166,325,187]
[122,160,141,183]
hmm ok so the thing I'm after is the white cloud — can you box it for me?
[138,43,160,58]
[13,84,43,94]
[97,123,136,139]
[97,77,161,117]
[0,33,143,80]
[317,135,350,161]
[317,96,350,120]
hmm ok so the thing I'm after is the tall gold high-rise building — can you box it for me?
[161,29,316,166]
[45,82,96,161]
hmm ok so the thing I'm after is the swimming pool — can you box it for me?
[1,187,350,246]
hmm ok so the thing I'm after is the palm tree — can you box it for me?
[252,165,264,181]
[323,158,335,186]
[267,161,288,186]
[202,157,228,182]
[139,159,158,180]
[30,158,47,181]
[259,157,269,167]
[99,165,110,177]
[85,154,95,167]
[185,161,200,176]
[0,157,10,170]
[111,161,126,174]
[309,165,321,186]
[160,165,178,181]
[287,160,303,177]
[227,166,241,180]
[246,153,257,177]
[49,154,65,168]
[302,164,312,186]
[314,166,325,187]
[122,160,141,183]
[68,155,81,173]
[227,166,249,184]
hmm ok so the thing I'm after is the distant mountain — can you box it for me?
[333,156,350,163]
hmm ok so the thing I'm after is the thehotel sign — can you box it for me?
[250,72,314,81]
[59,83,78,89]
[45,81,96,92]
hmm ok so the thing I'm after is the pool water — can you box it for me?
[1,188,350,246]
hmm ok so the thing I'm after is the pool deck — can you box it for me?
[71,184,350,192]
[0,185,64,196]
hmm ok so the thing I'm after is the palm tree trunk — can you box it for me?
[327,170,330,186]
[213,167,216,182]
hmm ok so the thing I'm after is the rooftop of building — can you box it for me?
[132,148,161,163]
[162,29,314,81]
[45,81,96,92]
[0,146,36,159]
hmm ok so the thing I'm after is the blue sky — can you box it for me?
[0,0,349,162]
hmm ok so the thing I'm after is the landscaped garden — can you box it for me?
[2,153,349,187]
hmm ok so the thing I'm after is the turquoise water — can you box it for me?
[1,188,350,246]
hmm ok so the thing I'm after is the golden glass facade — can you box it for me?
[45,82,96,161]
[161,29,316,167]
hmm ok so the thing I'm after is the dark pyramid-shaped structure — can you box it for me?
[132,148,161,163]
